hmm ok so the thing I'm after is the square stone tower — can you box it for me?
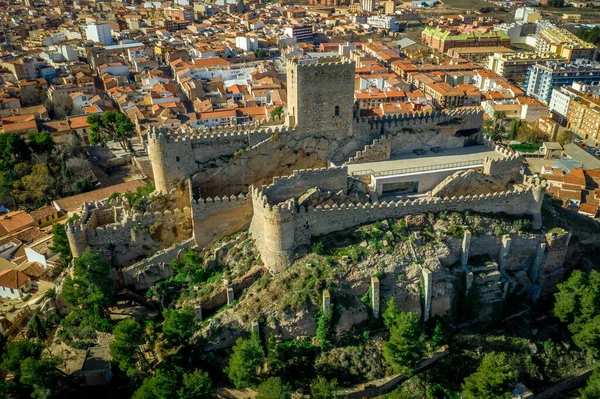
[286,57,355,139]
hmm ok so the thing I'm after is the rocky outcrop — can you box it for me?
[193,212,571,352]
[432,169,513,198]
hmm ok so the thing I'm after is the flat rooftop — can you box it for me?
[347,145,504,176]
[563,143,600,170]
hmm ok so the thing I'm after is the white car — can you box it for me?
[574,138,581,143]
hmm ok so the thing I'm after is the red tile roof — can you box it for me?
[0,269,30,289]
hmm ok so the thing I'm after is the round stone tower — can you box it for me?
[65,223,88,259]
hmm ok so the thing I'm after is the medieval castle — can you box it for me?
[66,56,550,296]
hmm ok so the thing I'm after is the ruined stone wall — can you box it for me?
[261,167,348,203]
[191,193,253,249]
[346,135,392,164]
[358,108,484,155]
[250,176,545,272]
[67,203,193,266]
[121,237,195,289]
[190,136,327,198]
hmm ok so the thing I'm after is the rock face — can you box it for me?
[193,213,571,352]
[432,169,512,198]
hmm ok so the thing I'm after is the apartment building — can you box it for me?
[487,52,563,82]
[535,28,597,62]
[524,61,600,104]
[567,94,600,144]
[283,25,314,43]
[421,27,511,53]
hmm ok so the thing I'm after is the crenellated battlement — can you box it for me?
[192,193,250,215]
[484,145,523,179]
[285,56,354,69]
[346,135,391,164]
[366,107,484,132]
[249,165,544,273]
[147,124,294,146]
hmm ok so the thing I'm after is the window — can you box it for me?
[176,156,180,162]
[334,106,340,116]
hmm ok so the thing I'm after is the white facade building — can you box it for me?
[361,0,374,11]
[236,36,259,52]
[85,23,114,45]
[549,87,576,122]
[367,15,399,31]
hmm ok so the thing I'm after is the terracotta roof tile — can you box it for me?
[0,269,30,289]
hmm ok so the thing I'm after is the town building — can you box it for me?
[85,23,114,45]
[487,52,563,82]
[535,27,597,62]
[421,28,511,53]
[567,94,600,145]
[524,61,600,104]
[284,25,314,43]
[361,0,374,12]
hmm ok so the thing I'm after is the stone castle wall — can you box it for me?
[346,136,391,165]
[250,166,544,272]
[286,58,355,139]
[121,237,195,290]
[191,191,253,249]
[147,125,291,193]
[67,201,193,266]
[484,145,522,181]
[262,167,348,203]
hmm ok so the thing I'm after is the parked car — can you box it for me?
[574,138,581,143]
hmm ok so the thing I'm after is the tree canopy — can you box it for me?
[162,307,196,347]
[461,352,516,399]
[554,270,600,335]
[0,340,67,398]
[110,318,145,377]
[382,299,426,375]
[178,370,216,399]
[227,332,265,388]
[309,376,338,399]
[577,26,600,45]
[132,368,215,399]
[87,110,135,151]
[256,376,291,399]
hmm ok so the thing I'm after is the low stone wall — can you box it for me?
[261,167,348,203]
[532,370,592,399]
[199,266,267,315]
[121,237,195,289]
[337,346,449,399]
[346,136,391,164]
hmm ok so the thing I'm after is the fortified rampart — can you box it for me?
[66,200,193,266]
[121,237,195,290]
[147,124,292,193]
[250,166,544,273]
[346,108,484,165]
[191,190,253,249]
[484,145,522,181]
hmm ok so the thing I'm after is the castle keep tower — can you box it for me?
[286,57,355,138]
